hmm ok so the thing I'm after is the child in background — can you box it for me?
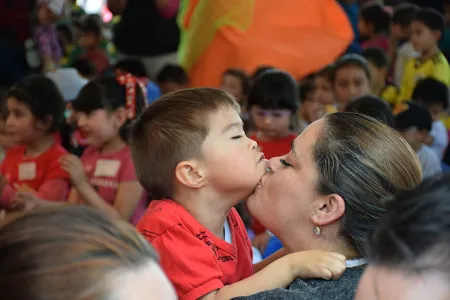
[76,17,110,74]
[440,1,450,60]
[345,95,394,127]
[115,59,161,104]
[71,58,96,80]
[60,75,146,223]
[394,101,442,178]
[220,68,250,111]
[298,81,324,132]
[130,88,345,300]
[391,3,420,86]
[248,70,299,159]
[412,78,449,159]
[35,0,65,71]
[310,66,337,115]
[398,8,450,103]
[156,64,189,94]
[358,1,391,53]
[331,54,373,111]
[1,75,69,210]
[361,47,399,106]
[0,102,15,162]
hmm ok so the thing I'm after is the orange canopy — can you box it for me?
[179,0,354,87]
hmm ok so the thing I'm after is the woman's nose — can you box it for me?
[268,156,282,172]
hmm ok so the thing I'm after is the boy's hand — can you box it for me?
[287,250,346,281]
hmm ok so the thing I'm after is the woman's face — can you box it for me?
[247,119,324,243]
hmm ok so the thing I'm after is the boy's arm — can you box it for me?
[200,251,346,300]
[253,248,286,273]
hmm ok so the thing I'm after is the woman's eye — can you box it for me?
[280,159,292,167]
[232,135,243,140]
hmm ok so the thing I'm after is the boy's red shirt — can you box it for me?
[137,199,254,300]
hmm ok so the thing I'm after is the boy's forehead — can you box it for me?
[207,106,241,129]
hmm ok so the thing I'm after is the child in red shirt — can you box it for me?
[247,70,299,247]
[58,74,146,222]
[358,1,391,53]
[130,88,345,300]
[1,75,70,209]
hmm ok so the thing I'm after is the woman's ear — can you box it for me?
[310,194,345,226]
[175,160,207,189]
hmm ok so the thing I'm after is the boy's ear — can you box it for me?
[114,107,128,127]
[175,160,207,189]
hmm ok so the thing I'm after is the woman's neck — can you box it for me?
[25,134,55,157]
[99,136,126,154]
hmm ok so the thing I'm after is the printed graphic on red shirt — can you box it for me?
[138,200,253,300]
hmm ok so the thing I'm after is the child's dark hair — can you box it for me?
[247,70,299,112]
[80,17,102,37]
[251,65,275,81]
[394,101,432,132]
[223,68,251,96]
[115,59,148,78]
[314,65,334,81]
[156,64,188,85]
[6,75,65,133]
[360,1,391,35]
[71,58,96,78]
[392,3,420,28]
[73,76,146,142]
[413,8,446,36]
[299,81,315,104]
[331,54,371,82]
[345,95,394,127]
[56,23,74,44]
[361,47,390,69]
[412,77,449,111]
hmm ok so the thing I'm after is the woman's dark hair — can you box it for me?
[115,59,148,78]
[6,75,65,133]
[314,113,422,256]
[331,54,371,83]
[247,70,299,112]
[223,68,251,96]
[0,206,159,300]
[360,1,391,35]
[345,95,394,127]
[366,174,450,281]
[73,76,146,142]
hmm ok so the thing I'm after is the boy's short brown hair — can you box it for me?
[130,88,240,200]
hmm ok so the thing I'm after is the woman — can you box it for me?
[242,113,422,299]
[0,206,176,300]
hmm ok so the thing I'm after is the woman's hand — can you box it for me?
[287,250,346,281]
[59,155,88,188]
[252,232,271,254]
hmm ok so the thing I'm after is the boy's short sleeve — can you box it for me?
[432,61,450,86]
[144,225,224,300]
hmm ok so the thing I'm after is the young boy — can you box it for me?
[298,81,324,132]
[412,77,449,159]
[130,88,345,300]
[156,64,189,94]
[394,101,442,178]
[391,3,420,86]
[77,18,110,74]
[361,47,399,107]
[398,8,450,103]
[331,54,373,111]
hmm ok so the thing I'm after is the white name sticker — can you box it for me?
[18,162,37,181]
[93,159,121,178]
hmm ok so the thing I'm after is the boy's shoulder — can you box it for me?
[137,199,202,241]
